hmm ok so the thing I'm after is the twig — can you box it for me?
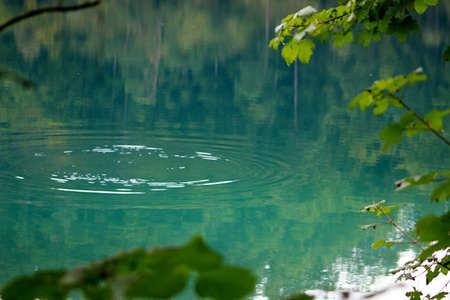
[388,92,450,147]
[377,204,425,251]
[0,1,101,33]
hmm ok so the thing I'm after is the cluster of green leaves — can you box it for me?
[359,200,400,249]
[359,200,450,299]
[269,0,442,65]
[0,236,256,300]
[406,287,448,300]
[348,68,450,205]
[348,68,450,151]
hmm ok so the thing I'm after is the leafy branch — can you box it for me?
[0,236,257,300]
[270,0,443,66]
[348,68,450,152]
[360,200,424,250]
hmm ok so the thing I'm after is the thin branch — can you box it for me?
[388,92,450,147]
[0,1,101,33]
[377,205,425,251]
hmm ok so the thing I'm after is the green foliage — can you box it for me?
[269,0,440,65]
[347,68,450,152]
[279,294,315,300]
[406,288,423,300]
[372,239,396,249]
[415,212,450,260]
[280,39,315,66]
[1,270,69,300]
[359,200,397,217]
[395,171,450,202]
[414,0,439,15]
[443,46,450,62]
[195,266,256,300]
[0,236,256,300]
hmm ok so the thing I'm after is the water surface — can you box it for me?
[0,1,449,299]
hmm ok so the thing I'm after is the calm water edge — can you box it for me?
[0,1,449,299]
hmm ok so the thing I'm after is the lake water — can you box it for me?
[0,1,449,299]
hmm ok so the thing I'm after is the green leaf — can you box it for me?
[416,211,450,260]
[406,288,423,300]
[394,172,440,191]
[414,0,428,14]
[125,268,189,299]
[177,235,223,270]
[269,38,280,51]
[406,122,427,138]
[379,123,403,152]
[355,29,381,47]
[415,0,438,14]
[433,292,449,300]
[406,68,428,84]
[348,90,373,111]
[426,265,441,284]
[386,16,420,42]
[1,270,69,300]
[331,31,352,48]
[314,27,333,43]
[399,111,416,127]
[431,179,450,202]
[443,46,450,62]
[297,39,315,64]
[195,266,256,300]
[376,205,397,217]
[332,31,346,48]
[424,109,450,131]
[281,42,300,66]
[386,241,395,248]
[372,239,395,249]
[372,239,387,249]
[373,98,389,116]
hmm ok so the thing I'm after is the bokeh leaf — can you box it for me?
[195,266,256,300]
[176,235,223,270]
[424,109,450,131]
[125,268,189,299]
[348,90,373,111]
[379,123,403,152]
[1,270,69,300]
[431,179,450,202]
[416,211,450,260]
[443,46,450,62]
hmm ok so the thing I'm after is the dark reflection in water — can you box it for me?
[0,0,449,299]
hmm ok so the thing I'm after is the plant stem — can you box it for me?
[378,206,425,251]
[389,93,450,147]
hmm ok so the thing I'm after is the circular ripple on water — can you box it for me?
[0,130,305,202]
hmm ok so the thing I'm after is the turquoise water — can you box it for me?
[0,1,449,299]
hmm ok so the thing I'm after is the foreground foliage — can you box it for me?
[271,0,449,299]
[0,236,257,300]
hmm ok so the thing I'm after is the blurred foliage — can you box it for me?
[1,236,256,300]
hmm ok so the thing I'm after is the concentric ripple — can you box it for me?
[0,130,305,201]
